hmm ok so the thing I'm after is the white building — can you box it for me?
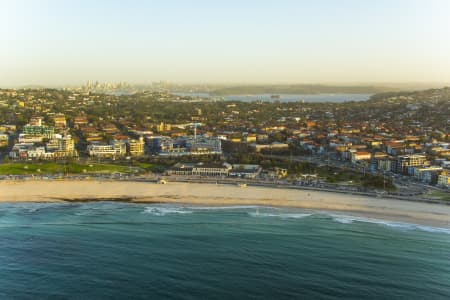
[88,141,126,158]
[18,134,45,143]
[9,143,34,159]
[28,147,55,159]
[192,162,231,176]
[413,166,443,184]
[9,143,56,160]
[168,162,232,176]
[229,164,262,179]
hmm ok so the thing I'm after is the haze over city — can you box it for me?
[1,0,450,87]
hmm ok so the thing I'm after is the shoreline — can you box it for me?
[1,180,449,228]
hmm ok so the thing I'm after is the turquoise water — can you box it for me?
[1,202,449,299]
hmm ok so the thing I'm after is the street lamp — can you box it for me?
[126,156,131,174]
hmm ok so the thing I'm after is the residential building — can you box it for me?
[156,122,171,133]
[158,136,222,156]
[413,166,443,184]
[377,158,395,172]
[250,142,289,153]
[0,133,8,147]
[0,124,16,132]
[51,135,77,158]
[53,113,67,128]
[437,172,450,188]
[59,135,75,152]
[22,125,55,139]
[186,136,222,155]
[29,116,43,126]
[394,154,427,174]
[128,137,145,156]
[27,146,54,160]
[18,134,45,143]
[9,143,34,159]
[351,151,371,164]
[243,134,257,143]
[9,143,54,160]
[256,134,269,143]
[46,138,61,151]
[74,115,88,128]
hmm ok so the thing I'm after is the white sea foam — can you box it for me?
[414,225,450,234]
[332,216,353,224]
[143,206,193,216]
[188,205,264,210]
[248,212,312,219]
[78,202,129,210]
[329,214,450,234]
[187,205,312,219]
[1,203,66,213]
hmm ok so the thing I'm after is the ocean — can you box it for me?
[1,202,449,299]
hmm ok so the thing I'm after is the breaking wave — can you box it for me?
[248,212,312,219]
[329,214,450,234]
[188,205,263,210]
[143,206,193,216]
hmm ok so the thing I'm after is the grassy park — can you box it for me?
[426,190,450,201]
[0,162,138,175]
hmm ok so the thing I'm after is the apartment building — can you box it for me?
[394,154,427,174]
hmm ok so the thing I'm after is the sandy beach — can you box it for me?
[1,180,449,227]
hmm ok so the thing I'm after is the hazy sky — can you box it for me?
[1,0,450,86]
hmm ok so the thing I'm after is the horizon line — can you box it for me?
[2,81,450,89]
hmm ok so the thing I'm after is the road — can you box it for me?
[261,153,443,195]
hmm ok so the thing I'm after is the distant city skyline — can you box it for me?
[1,0,450,87]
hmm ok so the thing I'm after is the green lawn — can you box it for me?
[426,190,450,201]
[133,162,166,173]
[0,162,132,175]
